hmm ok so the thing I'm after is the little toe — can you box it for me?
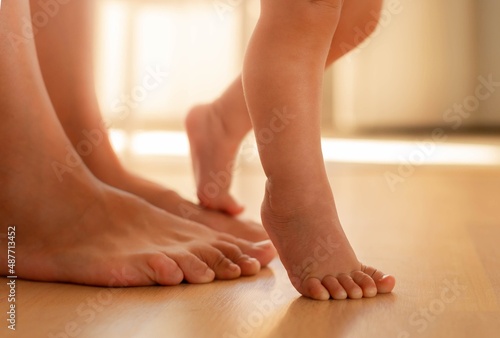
[351,271,377,298]
[147,254,184,286]
[338,274,363,299]
[302,277,331,301]
[322,275,347,300]
[362,265,396,294]
[173,252,215,284]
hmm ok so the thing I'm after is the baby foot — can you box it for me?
[185,104,244,215]
[261,180,396,300]
[0,168,276,286]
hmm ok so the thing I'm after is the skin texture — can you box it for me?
[28,0,269,242]
[187,0,384,214]
[0,0,395,299]
[188,0,396,300]
[0,0,275,287]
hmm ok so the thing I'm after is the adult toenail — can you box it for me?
[254,239,272,247]
[204,268,215,278]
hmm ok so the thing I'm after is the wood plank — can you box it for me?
[1,164,499,338]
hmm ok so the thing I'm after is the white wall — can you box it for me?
[477,0,500,126]
[331,0,492,132]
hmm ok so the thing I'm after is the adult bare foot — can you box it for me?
[26,0,262,241]
[0,0,275,284]
[0,133,275,285]
[261,179,396,300]
[115,172,269,242]
[185,103,244,215]
[41,119,269,242]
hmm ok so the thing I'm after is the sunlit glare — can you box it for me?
[95,1,240,123]
[97,1,500,167]
[94,1,128,121]
[109,129,128,154]
[130,131,189,156]
[109,131,500,166]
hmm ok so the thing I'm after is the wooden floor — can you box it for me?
[1,160,500,338]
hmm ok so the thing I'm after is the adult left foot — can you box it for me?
[55,113,268,242]
[115,172,269,242]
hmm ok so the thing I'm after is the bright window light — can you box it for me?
[111,130,500,166]
[95,0,241,125]
[321,139,500,166]
[109,129,128,154]
[95,1,128,121]
[130,131,189,156]
[133,3,240,121]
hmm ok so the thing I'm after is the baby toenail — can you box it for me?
[240,256,258,264]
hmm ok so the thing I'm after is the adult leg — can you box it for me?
[29,0,268,242]
[241,0,395,300]
[186,0,383,214]
[0,0,274,285]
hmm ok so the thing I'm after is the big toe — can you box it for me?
[362,265,396,294]
[375,274,396,293]
[233,238,277,267]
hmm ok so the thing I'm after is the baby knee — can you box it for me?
[260,0,343,29]
[309,0,344,10]
[353,0,384,37]
[306,0,344,23]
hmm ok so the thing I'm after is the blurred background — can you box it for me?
[91,0,500,211]
[94,0,500,131]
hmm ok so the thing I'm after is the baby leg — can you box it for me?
[186,0,383,215]
[242,0,395,300]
